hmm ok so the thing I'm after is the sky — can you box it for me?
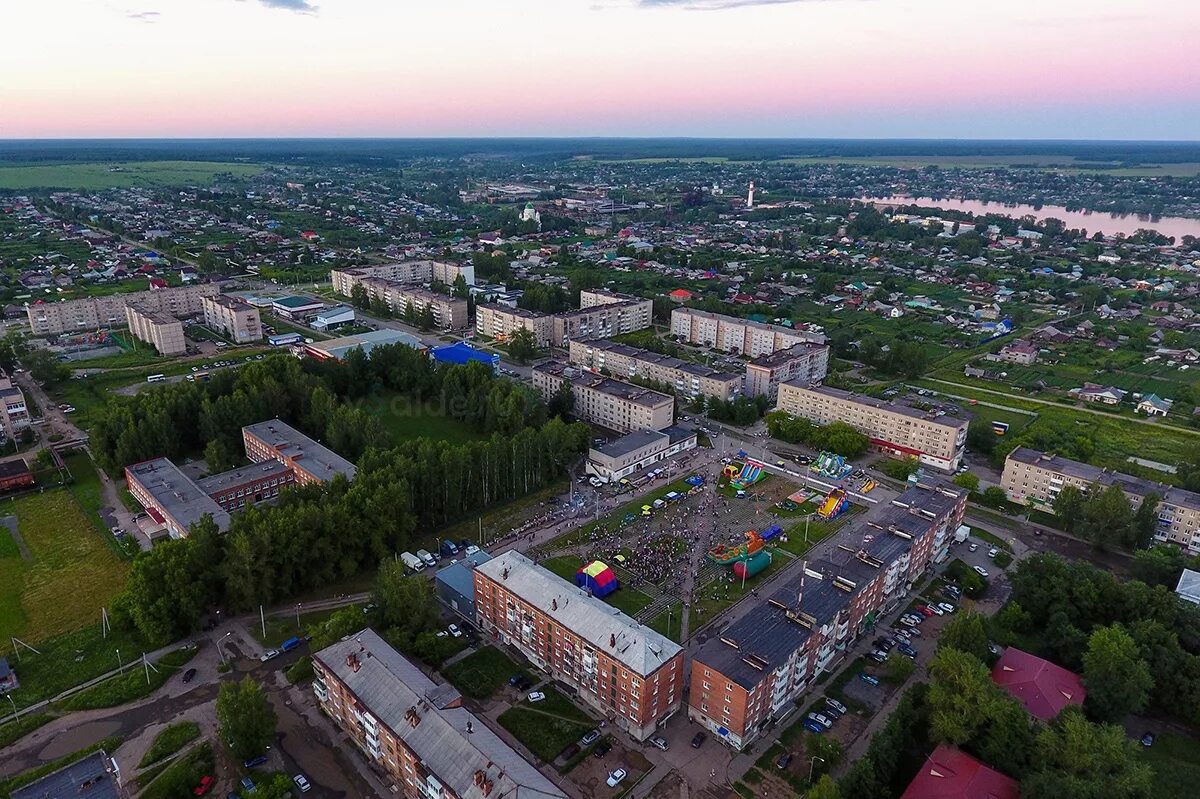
[2,0,1198,139]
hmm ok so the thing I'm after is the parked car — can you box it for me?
[606,769,627,788]
[807,713,834,729]
[508,674,525,686]
[193,777,214,796]
[293,775,311,793]
[593,740,613,758]
[968,543,979,552]
[239,777,256,795]
[464,544,481,556]
[987,548,999,559]
[650,735,669,751]
[259,649,279,662]
[859,673,880,686]
[776,752,793,769]
[938,602,956,613]
[928,604,945,616]
[580,730,602,747]
[900,616,920,627]
[182,667,197,683]
[802,719,825,734]
[1140,731,1156,747]
[867,650,887,663]
[973,565,990,577]
[916,606,936,618]
[242,755,268,769]
[874,637,894,650]
[825,697,848,716]
[527,691,546,702]
[691,732,706,748]
[448,624,463,638]
[898,644,918,659]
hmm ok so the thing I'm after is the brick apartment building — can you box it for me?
[1002,446,1200,554]
[473,551,684,741]
[202,294,263,343]
[776,382,968,472]
[312,628,565,799]
[744,342,830,400]
[532,362,674,433]
[567,339,742,401]
[126,418,356,538]
[26,283,218,335]
[669,308,825,357]
[688,482,966,749]
[125,303,187,355]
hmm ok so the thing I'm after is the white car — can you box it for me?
[938,602,956,613]
[606,769,627,788]
[928,604,944,615]
[968,543,979,552]
[528,691,545,702]
[259,649,279,662]
[293,775,311,793]
[465,545,480,556]
[807,712,834,729]
[973,565,990,577]
[448,624,463,638]
[987,548,999,558]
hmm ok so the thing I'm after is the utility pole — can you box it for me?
[260,605,266,640]
[809,756,826,783]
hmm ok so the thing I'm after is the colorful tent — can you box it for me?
[576,560,619,598]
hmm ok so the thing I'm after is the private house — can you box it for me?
[1137,394,1173,417]
[990,647,1085,722]
[899,745,1019,799]
[1068,383,1126,405]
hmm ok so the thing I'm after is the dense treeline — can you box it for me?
[765,411,870,457]
[107,348,589,644]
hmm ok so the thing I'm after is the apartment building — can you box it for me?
[26,283,218,335]
[312,628,565,799]
[475,304,553,348]
[670,308,825,358]
[474,551,684,741]
[744,342,830,400]
[0,370,30,439]
[532,362,674,433]
[355,279,468,331]
[1002,447,1200,554]
[586,426,698,483]
[688,482,966,749]
[776,382,968,471]
[126,419,356,539]
[125,303,186,356]
[330,260,475,297]
[201,294,263,343]
[567,339,742,401]
[550,294,653,347]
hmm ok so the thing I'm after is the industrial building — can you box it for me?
[670,308,825,357]
[567,339,742,401]
[473,551,684,741]
[434,550,494,619]
[1001,447,1200,554]
[586,427,697,483]
[775,382,968,472]
[125,303,186,355]
[532,361,674,433]
[303,329,426,361]
[271,295,325,320]
[312,628,565,799]
[25,283,218,335]
[744,342,830,400]
[201,294,263,343]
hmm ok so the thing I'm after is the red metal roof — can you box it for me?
[991,646,1085,722]
[900,745,1019,799]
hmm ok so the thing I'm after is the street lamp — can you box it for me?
[6,692,16,723]
[218,631,233,665]
[295,603,302,630]
[809,755,826,783]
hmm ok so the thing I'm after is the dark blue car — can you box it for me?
[242,755,268,769]
[802,719,825,734]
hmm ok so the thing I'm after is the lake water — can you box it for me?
[859,195,1200,241]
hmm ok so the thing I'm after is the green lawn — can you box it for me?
[62,452,136,560]
[360,390,486,446]
[139,721,202,768]
[771,513,856,558]
[56,646,197,711]
[1140,731,1200,796]
[645,601,684,643]
[0,488,130,645]
[252,604,361,648]
[444,647,527,700]
[497,688,595,762]
[138,742,214,799]
[692,550,785,625]
[542,477,699,550]
[0,161,263,190]
[0,713,53,750]
[537,555,654,617]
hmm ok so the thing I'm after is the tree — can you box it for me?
[1053,484,1085,534]
[373,559,438,637]
[981,486,1008,509]
[204,438,236,473]
[1131,492,1160,550]
[216,677,277,760]
[927,648,996,745]
[952,471,980,493]
[1129,545,1185,588]
[938,611,991,663]
[1082,624,1153,722]
[976,693,1037,778]
[806,775,841,799]
[452,274,469,299]
[23,348,70,386]
[349,283,369,309]
[1021,708,1152,799]
[1081,483,1134,549]
[883,652,916,684]
[547,383,575,420]
[507,327,537,364]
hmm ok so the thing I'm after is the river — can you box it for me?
[858,195,1200,241]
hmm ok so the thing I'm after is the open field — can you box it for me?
[444,646,528,700]
[0,161,264,190]
[361,392,487,447]
[1140,731,1200,796]
[539,555,655,617]
[497,689,595,763]
[0,488,130,645]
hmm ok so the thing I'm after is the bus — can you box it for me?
[186,371,210,383]
[147,374,167,383]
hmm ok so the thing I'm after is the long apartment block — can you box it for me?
[355,279,468,330]
[26,283,218,335]
[670,308,825,357]
[551,291,653,347]
[1002,447,1200,554]
[475,304,554,348]
[745,342,830,400]
[473,551,684,741]
[776,382,968,471]
[567,338,742,401]
[330,260,475,296]
[312,628,565,799]
[688,482,967,750]
[125,419,356,538]
[202,294,263,343]
[532,361,674,433]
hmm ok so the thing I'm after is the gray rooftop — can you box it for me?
[747,341,830,369]
[535,362,673,410]
[578,339,740,383]
[126,457,230,532]
[309,328,426,360]
[243,419,357,483]
[1008,447,1200,512]
[476,551,682,677]
[11,751,118,799]
[673,308,826,344]
[315,629,564,799]
[196,459,293,494]
[1176,569,1200,605]
[434,551,494,600]
[594,429,668,459]
[781,381,969,431]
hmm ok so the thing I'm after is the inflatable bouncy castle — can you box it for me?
[576,561,619,598]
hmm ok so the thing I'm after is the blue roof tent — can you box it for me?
[432,342,501,372]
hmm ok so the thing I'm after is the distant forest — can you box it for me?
[1,137,1199,167]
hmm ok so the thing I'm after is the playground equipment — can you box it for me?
[732,550,772,581]
[816,487,850,520]
[723,459,766,490]
[707,531,766,565]
[810,451,853,480]
[576,561,619,598]
[861,479,877,494]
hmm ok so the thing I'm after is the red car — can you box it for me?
[193,776,214,796]
[916,606,936,618]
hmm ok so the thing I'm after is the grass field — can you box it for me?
[497,689,595,762]
[539,555,655,617]
[57,646,196,711]
[444,646,528,700]
[360,391,486,446]
[0,161,264,190]
[0,488,130,645]
[1140,731,1200,796]
[139,722,202,768]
